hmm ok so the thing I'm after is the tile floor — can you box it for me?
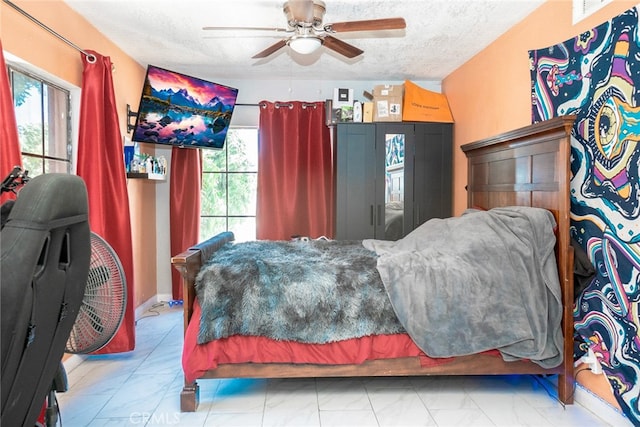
[56,303,629,426]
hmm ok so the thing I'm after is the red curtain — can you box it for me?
[0,41,23,204]
[170,146,202,300]
[76,51,135,353]
[257,101,334,240]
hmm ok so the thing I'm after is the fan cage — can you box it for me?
[66,233,127,354]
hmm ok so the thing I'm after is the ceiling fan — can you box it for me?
[203,0,406,59]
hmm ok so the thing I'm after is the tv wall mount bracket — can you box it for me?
[126,104,138,133]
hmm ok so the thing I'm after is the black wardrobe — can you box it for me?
[335,122,453,240]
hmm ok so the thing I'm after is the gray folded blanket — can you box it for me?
[363,206,563,368]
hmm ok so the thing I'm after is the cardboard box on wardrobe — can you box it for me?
[372,84,403,122]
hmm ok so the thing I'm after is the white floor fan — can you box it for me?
[65,232,127,355]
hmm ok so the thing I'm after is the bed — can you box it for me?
[172,115,576,412]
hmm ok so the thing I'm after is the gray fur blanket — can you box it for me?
[195,240,405,344]
[363,206,564,369]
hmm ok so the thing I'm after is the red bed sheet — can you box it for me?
[183,300,498,383]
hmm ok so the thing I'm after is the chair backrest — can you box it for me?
[1,173,91,427]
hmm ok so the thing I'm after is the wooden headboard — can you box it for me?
[462,115,576,401]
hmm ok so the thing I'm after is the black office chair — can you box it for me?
[1,170,91,427]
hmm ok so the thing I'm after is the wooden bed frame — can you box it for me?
[172,115,576,412]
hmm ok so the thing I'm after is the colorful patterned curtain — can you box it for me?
[256,101,334,240]
[530,7,640,423]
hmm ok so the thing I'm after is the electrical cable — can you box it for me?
[134,302,166,325]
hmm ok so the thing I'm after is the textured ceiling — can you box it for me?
[62,0,544,83]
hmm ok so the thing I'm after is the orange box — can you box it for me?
[402,80,454,123]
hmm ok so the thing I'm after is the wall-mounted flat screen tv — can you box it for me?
[131,65,239,150]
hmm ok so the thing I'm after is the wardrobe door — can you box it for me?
[335,123,380,240]
[376,123,414,240]
[413,122,453,229]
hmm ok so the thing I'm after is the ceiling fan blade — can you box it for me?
[252,39,288,59]
[326,18,406,33]
[322,35,363,59]
[203,26,289,33]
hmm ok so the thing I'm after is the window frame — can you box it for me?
[8,64,72,176]
[200,127,258,242]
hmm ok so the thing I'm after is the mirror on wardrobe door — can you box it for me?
[384,133,404,240]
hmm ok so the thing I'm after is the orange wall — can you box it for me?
[443,0,640,409]
[1,0,157,308]
[444,0,640,216]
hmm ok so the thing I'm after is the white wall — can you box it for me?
[155,78,441,298]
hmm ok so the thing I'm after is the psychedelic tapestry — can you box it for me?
[529,6,640,424]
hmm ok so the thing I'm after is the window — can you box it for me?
[200,128,258,242]
[9,66,71,176]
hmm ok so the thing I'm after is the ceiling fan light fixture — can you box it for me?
[288,35,322,54]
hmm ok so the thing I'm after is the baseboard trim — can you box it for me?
[574,382,629,425]
[62,354,87,374]
[156,293,173,305]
